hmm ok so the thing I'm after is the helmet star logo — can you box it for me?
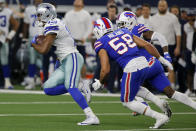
[45,6,50,10]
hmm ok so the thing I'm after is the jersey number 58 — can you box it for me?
[108,34,136,55]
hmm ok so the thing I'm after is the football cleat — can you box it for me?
[25,84,35,90]
[79,81,92,103]
[150,115,169,129]
[162,100,172,118]
[77,116,100,126]
[4,85,14,89]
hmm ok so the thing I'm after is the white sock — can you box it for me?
[5,78,12,87]
[145,107,163,120]
[83,107,95,117]
[172,91,196,110]
[137,87,165,112]
[124,100,162,120]
[28,78,35,85]
[171,83,175,89]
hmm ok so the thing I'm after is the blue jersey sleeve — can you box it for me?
[94,41,103,53]
[137,24,150,34]
[132,24,150,37]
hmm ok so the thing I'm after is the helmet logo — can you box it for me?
[124,12,136,19]
[101,17,111,29]
[45,6,50,10]
[93,21,101,29]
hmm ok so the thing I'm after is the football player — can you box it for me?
[22,0,43,90]
[92,17,172,128]
[0,0,19,89]
[117,11,196,110]
[31,3,99,125]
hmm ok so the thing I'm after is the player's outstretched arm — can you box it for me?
[133,35,160,59]
[32,34,56,54]
[92,49,110,91]
[143,31,172,62]
[143,31,168,52]
[98,49,110,84]
[133,35,173,70]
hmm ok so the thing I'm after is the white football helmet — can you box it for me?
[36,3,57,24]
[93,17,113,39]
[0,0,5,12]
[116,11,137,30]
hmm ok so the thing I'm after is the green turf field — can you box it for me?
[0,93,195,131]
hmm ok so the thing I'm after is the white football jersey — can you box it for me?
[44,18,78,61]
[0,8,12,43]
[24,5,43,37]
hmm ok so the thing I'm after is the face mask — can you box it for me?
[35,20,44,27]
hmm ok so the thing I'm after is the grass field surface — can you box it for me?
[0,92,195,131]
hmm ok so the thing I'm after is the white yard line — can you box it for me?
[0,112,195,117]
[0,89,196,100]
[0,100,194,104]
[84,128,196,131]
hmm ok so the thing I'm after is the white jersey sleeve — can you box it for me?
[44,18,78,61]
[44,19,60,35]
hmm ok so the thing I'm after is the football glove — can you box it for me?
[158,56,173,70]
[164,52,172,63]
[92,79,102,91]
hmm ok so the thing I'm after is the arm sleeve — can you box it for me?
[151,32,168,47]
[83,12,93,39]
[173,16,181,36]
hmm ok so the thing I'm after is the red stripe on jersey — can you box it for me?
[102,18,111,29]
[149,57,155,66]
[125,73,131,102]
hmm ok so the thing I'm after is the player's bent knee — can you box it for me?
[43,85,68,96]
[44,88,54,95]
[163,86,174,98]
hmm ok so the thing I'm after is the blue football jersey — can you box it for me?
[132,24,152,61]
[94,28,141,68]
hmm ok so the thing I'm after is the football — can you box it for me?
[36,35,45,45]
